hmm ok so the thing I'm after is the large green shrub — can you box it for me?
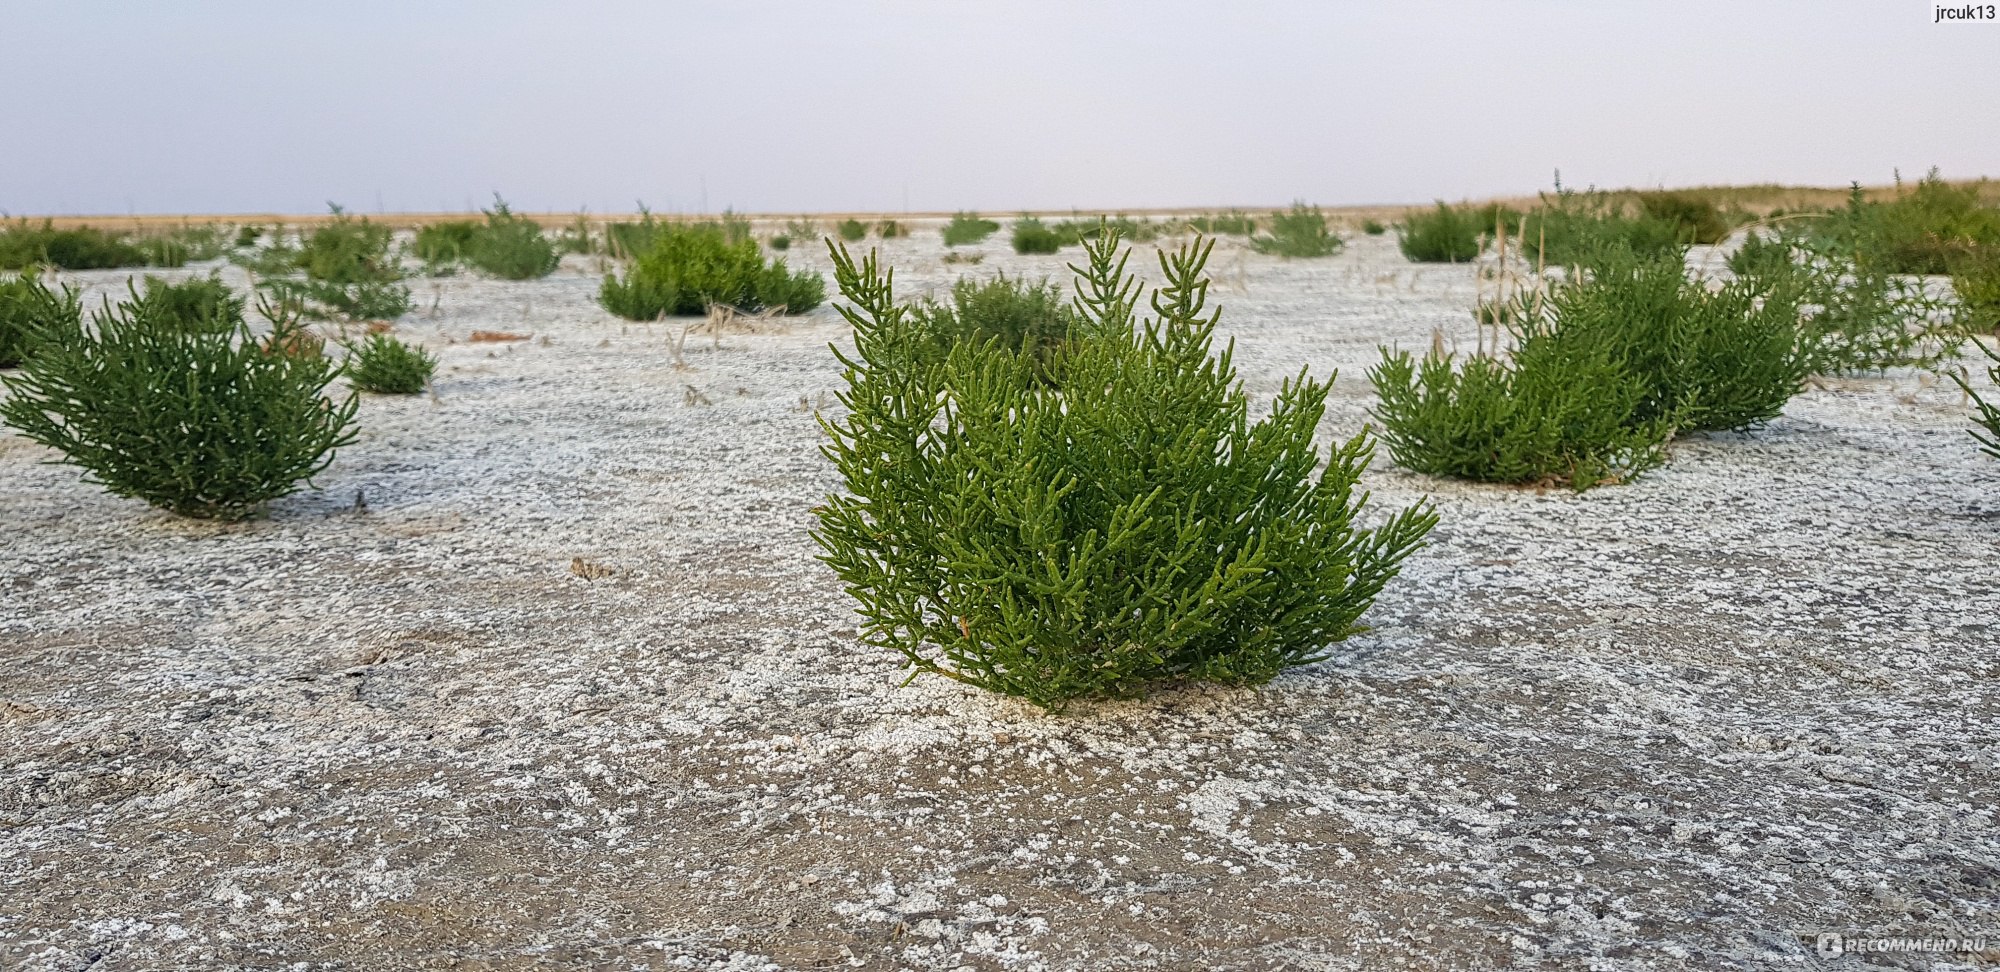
[942,212,1001,247]
[299,207,401,284]
[0,298,358,519]
[1735,232,1964,373]
[1816,171,2000,275]
[466,198,561,280]
[344,333,437,394]
[837,219,869,242]
[0,273,80,368]
[1010,217,1064,255]
[813,232,1437,710]
[599,223,823,319]
[1252,202,1342,258]
[1398,203,1485,263]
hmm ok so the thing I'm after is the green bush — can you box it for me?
[1371,253,1813,489]
[466,198,561,280]
[299,207,401,284]
[0,273,80,368]
[942,212,1001,247]
[876,220,908,239]
[1954,340,2000,459]
[837,219,868,242]
[0,221,148,270]
[1519,190,1682,268]
[131,273,245,331]
[767,234,792,251]
[229,234,304,277]
[1816,171,2000,275]
[1951,247,2000,335]
[606,208,663,260]
[1010,216,1064,254]
[1361,219,1387,236]
[599,223,823,319]
[344,332,437,394]
[1251,202,1342,258]
[814,232,1436,709]
[1371,343,1668,490]
[412,220,478,269]
[1397,203,1485,263]
[1736,233,1964,373]
[909,275,1075,378]
[556,213,598,255]
[0,298,358,519]
[1727,231,1795,278]
[1635,190,1736,245]
[234,225,265,248]
[262,278,413,321]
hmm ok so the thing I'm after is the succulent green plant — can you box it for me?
[344,332,437,394]
[813,230,1437,709]
[1251,202,1342,258]
[942,212,1001,247]
[1,295,357,519]
[466,197,561,280]
[599,222,823,319]
[0,272,80,368]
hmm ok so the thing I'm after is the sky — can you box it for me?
[3,0,1995,216]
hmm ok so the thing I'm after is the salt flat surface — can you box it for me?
[2,230,1996,971]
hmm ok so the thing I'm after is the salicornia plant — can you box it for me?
[813,228,1437,710]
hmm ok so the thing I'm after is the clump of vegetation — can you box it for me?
[466,198,561,280]
[908,275,1076,378]
[262,278,413,321]
[1635,190,1737,245]
[942,212,1001,247]
[1251,202,1342,258]
[234,225,265,248]
[412,220,478,270]
[814,231,1436,709]
[1372,252,1814,489]
[767,234,792,251]
[941,251,983,265]
[0,273,80,368]
[1519,190,1683,269]
[876,220,909,239]
[249,207,412,320]
[298,207,401,285]
[1727,231,1795,278]
[0,296,358,519]
[1951,247,2000,335]
[1010,216,1065,254]
[131,273,245,331]
[1186,212,1257,236]
[1361,219,1387,236]
[0,221,147,271]
[837,219,869,242]
[344,332,437,394]
[1397,203,1487,263]
[606,208,664,260]
[556,213,598,255]
[600,223,824,319]
[1814,171,2000,275]
[1733,230,1965,373]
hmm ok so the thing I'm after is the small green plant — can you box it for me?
[1010,216,1064,254]
[131,273,245,331]
[942,212,1001,247]
[298,206,402,285]
[941,251,983,265]
[876,220,909,239]
[1635,190,1736,245]
[556,212,598,255]
[1519,189,1682,268]
[1186,212,1257,236]
[908,275,1076,378]
[768,234,792,251]
[1727,231,1795,278]
[1953,339,2000,459]
[234,225,265,248]
[837,219,869,242]
[466,197,561,280]
[1813,171,2000,275]
[1736,232,1965,373]
[344,332,437,394]
[0,297,358,519]
[1361,219,1387,236]
[1397,203,1485,263]
[228,234,304,276]
[599,223,824,319]
[606,207,663,260]
[0,273,80,368]
[412,220,479,269]
[1251,202,1342,258]
[261,278,413,321]
[814,231,1436,709]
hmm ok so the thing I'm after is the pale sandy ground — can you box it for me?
[1,228,1996,971]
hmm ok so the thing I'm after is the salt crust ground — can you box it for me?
[1,229,1996,972]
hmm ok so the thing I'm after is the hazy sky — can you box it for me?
[4,0,1995,215]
